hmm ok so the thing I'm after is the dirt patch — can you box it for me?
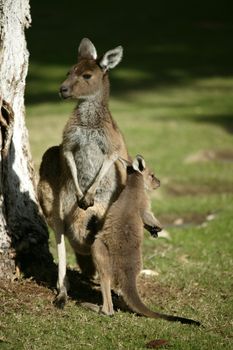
[0,280,55,316]
[185,149,233,164]
[0,274,201,320]
[0,277,170,317]
[166,181,233,196]
[137,276,171,302]
[136,275,188,308]
[0,270,104,317]
[159,212,207,227]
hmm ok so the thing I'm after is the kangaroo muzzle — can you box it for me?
[59,85,70,99]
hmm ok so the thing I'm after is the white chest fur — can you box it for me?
[63,100,116,199]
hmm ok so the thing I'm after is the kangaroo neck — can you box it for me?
[75,77,111,126]
[127,172,143,191]
[124,172,144,204]
[76,92,110,127]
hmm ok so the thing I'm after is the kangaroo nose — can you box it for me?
[59,85,70,99]
[60,86,68,93]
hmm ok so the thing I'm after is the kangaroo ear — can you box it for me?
[99,46,123,71]
[132,155,146,173]
[118,157,131,169]
[78,38,97,60]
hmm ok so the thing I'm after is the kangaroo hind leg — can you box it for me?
[53,221,69,309]
[92,238,114,316]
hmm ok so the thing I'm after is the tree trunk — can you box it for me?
[0,0,54,281]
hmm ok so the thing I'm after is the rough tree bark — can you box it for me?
[0,0,54,280]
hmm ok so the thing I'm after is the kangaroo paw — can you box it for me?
[144,224,162,238]
[79,194,94,210]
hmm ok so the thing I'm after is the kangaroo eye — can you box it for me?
[83,74,92,80]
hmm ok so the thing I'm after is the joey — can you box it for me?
[92,155,200,326]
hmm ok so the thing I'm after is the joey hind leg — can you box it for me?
[69,204,105,245]
[53,224,69,308]
[92,238,114,316]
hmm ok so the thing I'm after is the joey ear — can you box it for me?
[132,155,146,173]
[78,38,97,60]
[99,46,123,71]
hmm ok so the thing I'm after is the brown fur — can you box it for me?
[92,156,200,326]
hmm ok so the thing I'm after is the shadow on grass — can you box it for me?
[23,262,124,311]
[26,0,233,104]
[153,112,233,134]
[196,114,233,134]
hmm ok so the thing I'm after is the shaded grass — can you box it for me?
[26,0,233,104]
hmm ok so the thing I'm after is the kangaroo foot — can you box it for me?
[80,302,101,313]
[101,305,115,316]
[53,291,67,309]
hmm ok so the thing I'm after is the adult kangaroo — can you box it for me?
[38,38,128,307]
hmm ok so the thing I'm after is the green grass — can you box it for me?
[1,1,233,349]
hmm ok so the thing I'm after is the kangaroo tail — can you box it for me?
[121,279,200,326]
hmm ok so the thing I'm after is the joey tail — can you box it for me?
[121,278,200,326]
